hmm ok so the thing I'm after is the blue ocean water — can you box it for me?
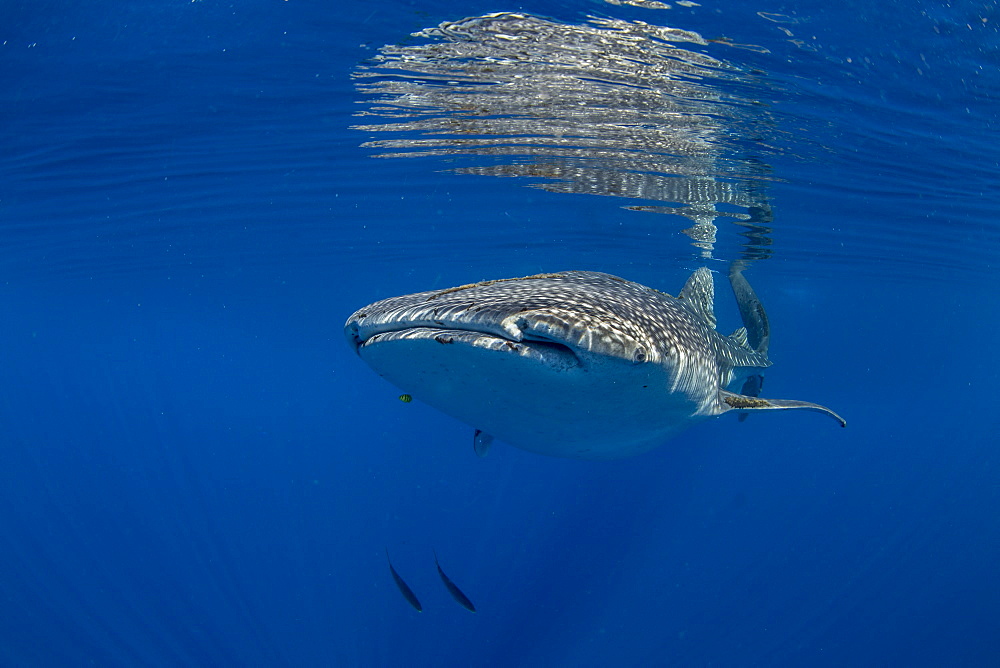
[2,0,998,665]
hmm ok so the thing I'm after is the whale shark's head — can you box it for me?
[345,269,843,460]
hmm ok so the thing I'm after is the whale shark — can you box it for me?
[345,265,844,460]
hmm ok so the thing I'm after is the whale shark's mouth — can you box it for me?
[347,321,583,371]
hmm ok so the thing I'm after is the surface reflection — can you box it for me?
[353,12,775,260]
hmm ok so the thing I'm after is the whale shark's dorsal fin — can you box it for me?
[678,267,716,329]
[719,389,846,427]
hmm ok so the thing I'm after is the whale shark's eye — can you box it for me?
[632,347,647,364]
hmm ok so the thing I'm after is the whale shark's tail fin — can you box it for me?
[729,262,770,422]
[728,261,770,357]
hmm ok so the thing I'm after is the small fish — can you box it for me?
[399,393,413,403]
[434,550,476,613]
[386,548,422,612]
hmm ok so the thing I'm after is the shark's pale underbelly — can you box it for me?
[359,328,707,460]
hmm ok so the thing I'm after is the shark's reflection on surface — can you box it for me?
[352,11,776,259]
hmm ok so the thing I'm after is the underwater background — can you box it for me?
[2,0,998,665]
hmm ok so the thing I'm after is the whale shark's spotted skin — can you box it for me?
[346,268,844,460]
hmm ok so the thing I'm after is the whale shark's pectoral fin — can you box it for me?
[736,374,764,423]
[720,389,846,427]
[473,429,494,458]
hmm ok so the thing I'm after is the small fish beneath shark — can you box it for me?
[346,264,844,460]
[385,549,422,612]
[385,549,476,613]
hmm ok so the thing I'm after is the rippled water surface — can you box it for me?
[2,1,998,665]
